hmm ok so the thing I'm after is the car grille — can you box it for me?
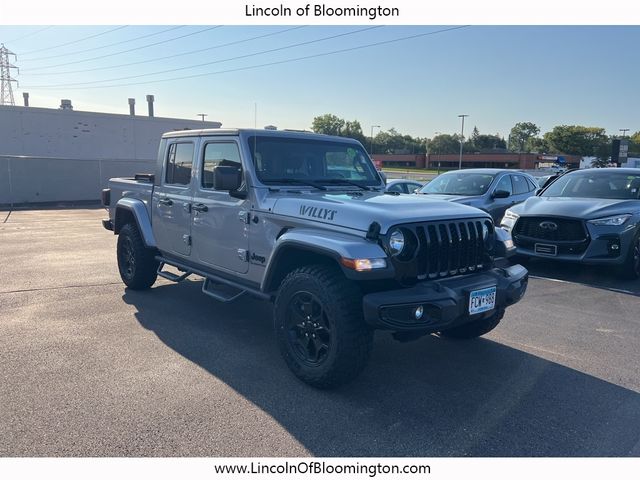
[513,217,587,242]
[392,218,494,280]
[512,216,590,254]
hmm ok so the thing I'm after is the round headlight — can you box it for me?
[389,229,405,255]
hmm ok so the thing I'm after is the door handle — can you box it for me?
[158,198,173,206]
[192,203,208,213]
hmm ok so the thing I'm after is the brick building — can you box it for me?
[372,153,581,170]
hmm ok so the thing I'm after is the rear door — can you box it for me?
[190,138,250,274]
[511,174,535,205]
[152,140,196,257]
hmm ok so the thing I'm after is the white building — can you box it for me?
[0,101,221,205]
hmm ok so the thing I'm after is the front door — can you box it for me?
[152,140,196,257]
[190,138,250,274]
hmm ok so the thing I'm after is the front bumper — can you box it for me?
[102,219,113,231]
[362,264,528,332]
[511,224,637,266]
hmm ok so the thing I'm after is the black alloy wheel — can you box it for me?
[286,291,332,367]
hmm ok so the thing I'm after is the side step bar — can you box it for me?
[155,256,272,303]
[202,278,245,303]
[157,262,191,282]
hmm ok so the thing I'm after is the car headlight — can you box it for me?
[500,209,519,232]
[503,210,520,221]
[388,229,405,255]
[587,214,631,226]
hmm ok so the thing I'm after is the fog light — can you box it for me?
[414,305,424,320]
[607,239,621,257]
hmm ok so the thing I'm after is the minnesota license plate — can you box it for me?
[469,286,496,315]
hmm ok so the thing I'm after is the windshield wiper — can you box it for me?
[263,178,327,190]
[319,178,373,191]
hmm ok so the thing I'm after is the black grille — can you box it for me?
[394,218,493,280]
[513,217,587,242]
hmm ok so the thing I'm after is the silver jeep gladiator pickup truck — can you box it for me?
[102,128,527,388]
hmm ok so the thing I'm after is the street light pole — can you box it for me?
[458,114,469,170]
[370,125,380,155]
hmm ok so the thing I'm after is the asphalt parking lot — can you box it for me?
[1,208,639,457]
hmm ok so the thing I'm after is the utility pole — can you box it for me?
[370,125,380,154]
[0,44,19,106]
[619,128,629,138]
[458,114,469,170]
[197,113,208,122]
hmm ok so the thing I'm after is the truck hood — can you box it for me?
[510,196,640,219]
[271,190,490,233]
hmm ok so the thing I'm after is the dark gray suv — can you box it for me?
[501,168,640,279]
[416,169,539,223]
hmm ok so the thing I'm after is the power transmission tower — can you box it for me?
[0,44,19,106]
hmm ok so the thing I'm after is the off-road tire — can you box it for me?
[274,264,373,389]
[117,223,159,290]
[618,232,640,280]
[438,308,504,340]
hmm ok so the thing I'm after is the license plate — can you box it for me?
[535,243,557,256]
[469,286,496,315]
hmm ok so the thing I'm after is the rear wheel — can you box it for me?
[117,223,159,290]
[274,265,373,389]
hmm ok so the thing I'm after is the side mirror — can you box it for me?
[213,165,242,192]
[492,189,511,199]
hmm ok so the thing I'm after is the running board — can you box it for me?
[157,262,192,282]
[202,278,246,303]
[154,256,272,302]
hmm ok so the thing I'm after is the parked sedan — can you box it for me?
[415,169,538,222]
[385,179,423,194]
[500,168,640,279]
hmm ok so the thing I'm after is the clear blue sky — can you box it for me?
[1,25,638,139]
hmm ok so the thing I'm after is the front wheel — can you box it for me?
[117,223,159,290]
[274,265,373,389]
[618,232,640,280]
[438,308,504,339]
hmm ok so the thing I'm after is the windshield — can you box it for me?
[247,136,382,187]
[542,171,640,199]
[420,172,496,196]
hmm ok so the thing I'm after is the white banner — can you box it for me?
[1,0,640,25]
[1,458,640,480]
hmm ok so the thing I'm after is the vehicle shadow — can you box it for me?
[520,259,640,297]
[123,281,640,457]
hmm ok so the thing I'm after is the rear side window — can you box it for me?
[165,142,194,186]
[511,175,529,195]
[202,142,242,189]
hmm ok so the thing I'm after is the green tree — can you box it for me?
[428,134,460,154]
[528,136,549,153]
[471,134,506,152]
[311,114,345,136]
[543,125,608,157]
[629,131,640,157]
[343,120,366,145]
[508,122,541,153]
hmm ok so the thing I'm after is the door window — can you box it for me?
[165,143,194,186]
[511,175,529,195]
[201,142,242,189]
[494,174,513,194]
